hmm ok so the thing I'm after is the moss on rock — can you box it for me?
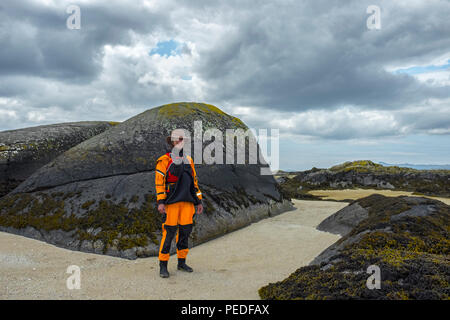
[259,194,450,300]
[278,161,450,198]
[0,192,162,254]
[1,102,286,259]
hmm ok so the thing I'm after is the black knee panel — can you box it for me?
[161,224,177,254]
[176,224,193,250]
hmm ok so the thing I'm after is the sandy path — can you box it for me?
[0,199,346,300]
[308,188,450,205]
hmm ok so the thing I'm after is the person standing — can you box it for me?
[155,129,204,278]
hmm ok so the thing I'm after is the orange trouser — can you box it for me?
[158,201,195,261]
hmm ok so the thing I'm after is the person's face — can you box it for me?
[171,129,185,149]
[172,136,183,147]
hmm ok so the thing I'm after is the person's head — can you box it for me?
[166,128,186,150]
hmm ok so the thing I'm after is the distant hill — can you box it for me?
[278,160,450,198]
[378,161,450,170]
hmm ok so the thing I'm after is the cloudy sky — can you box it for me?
[1,0,449,170]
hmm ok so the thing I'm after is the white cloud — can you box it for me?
[231,105,405,139]
[415,69,450,86]
[0,0,449,142]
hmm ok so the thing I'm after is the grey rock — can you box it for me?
[276,176,287,184]
[67,239,80,248]
[24,226,44,241]
[105,246,121,257]
[311,195,448,268]
[1,103,293,259]
[80,240,93,252]
[93,240,104,254]
[317,203,369,236]
[310,230,371,266]
[377,181,394,189]
[390,204,437,221]
[289,162,450,197]
[320,263,333,271]
[0,121,117,197]
[121,248,137,260]
[136,244,159,257]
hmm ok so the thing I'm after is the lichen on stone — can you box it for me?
[259,194,450,300]
[0,192,162,254]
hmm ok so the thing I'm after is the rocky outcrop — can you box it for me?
[0,102,293,259]
[279,160,450,198]
[259,194,449,299]
[316,203,368,236]
[0,121,118,197]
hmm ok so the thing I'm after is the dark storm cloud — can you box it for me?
[0,0,449,139]
[0,0,173,82]
[193,0,450,111]
[394,103,450,135]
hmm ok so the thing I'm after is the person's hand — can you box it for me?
[158,203,165,214]
[196,203,203,214]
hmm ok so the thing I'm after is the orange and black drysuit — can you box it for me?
[155,148,202,261]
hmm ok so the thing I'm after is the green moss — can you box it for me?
[81,200,96,209]
[157,102,227,118]
[259,250,449,300]
[156,102,247,130]
[0,192,162,254]
[75,194,162,252]
[276,175,323,201]
[62,192,77,200]
[259,195,450,300]
[51,192,64,198]
[205,186,264,213]
[135,157,147,165]
[231,116,246,128]
[201,197,216,215]
[279,160,450,198]
[330,160,409,174]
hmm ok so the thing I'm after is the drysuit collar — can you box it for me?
[171,147,183,157]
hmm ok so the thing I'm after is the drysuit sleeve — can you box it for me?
[155,155,169,205]
[189,156,203,203]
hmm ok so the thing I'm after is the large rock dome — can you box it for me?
[0,102,293,259]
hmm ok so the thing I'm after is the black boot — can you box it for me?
[159,260,169,278]
[177,258,193,272]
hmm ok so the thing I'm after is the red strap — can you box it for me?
[163,152,194,183]
[164,153,176,183]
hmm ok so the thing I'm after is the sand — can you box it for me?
[0,199,346,300]
[308,188,450,205]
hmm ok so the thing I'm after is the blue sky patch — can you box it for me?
[394,60,450,75]
[149,40,182,57]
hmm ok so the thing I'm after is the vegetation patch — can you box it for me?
[277,160,450,198]
[259,194,450,300]
[205,186,264,213]
[0,192,163,253]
